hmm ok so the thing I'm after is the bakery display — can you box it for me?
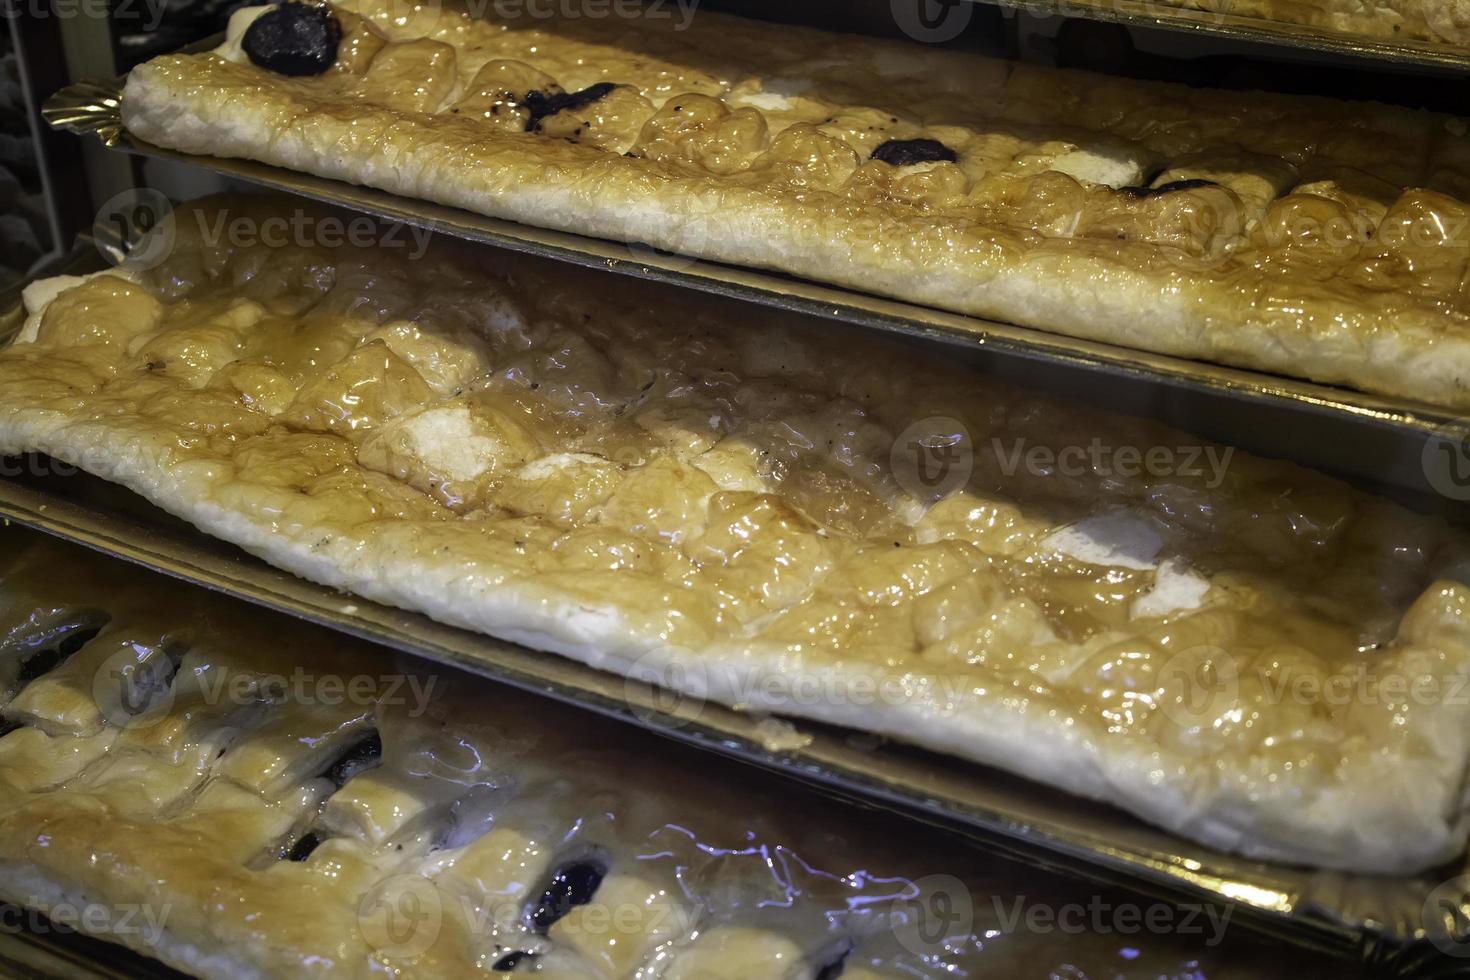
[118,0,1470,408]
[3,196,1468,874]
[0,525,1315,979]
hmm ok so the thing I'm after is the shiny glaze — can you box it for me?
[2,196,1467,815]
[150,0,1470,347]
[0,527,1332,977]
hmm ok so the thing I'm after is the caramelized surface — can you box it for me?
[2,197,1469,871]
[119,0,1470,405]
[0,528,1338,978]
[267,0,1470,290]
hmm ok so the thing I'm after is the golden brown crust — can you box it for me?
[2,197,1469,873]
[118,0,1470,407]
[0,529,1291,978]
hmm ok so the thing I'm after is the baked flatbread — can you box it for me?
[119,0,1470,408]
[2,197,1469,873]
[2,530,1278,978]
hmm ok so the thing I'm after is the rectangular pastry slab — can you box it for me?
[0,523,1352,978]
[104,3,1470,408]
[0,466,1407,961]
[41,77,1470,493]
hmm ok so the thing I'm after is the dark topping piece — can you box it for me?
[813,942,853,980]
[323,730,382,787]
[492,951,534,972]
[522,82,618,132]
[243,2,343,78]
[1118,178,1218,198]
[286,832,322,861]
[870,138,958,166]
[528,860,605,934]
[15,624,102,685]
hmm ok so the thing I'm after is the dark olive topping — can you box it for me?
[242,2,343,78]
[16,624,101,684]
[1118,178,1218,198]
[323,730,382,787]
[286,832,322,861]
[528,861,605,933]
[522,83,618,132]
[492,951,534,971]
[870,138,958,166]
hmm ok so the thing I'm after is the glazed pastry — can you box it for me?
[119,0,1470,407]
[1,527,1306,978]
[1154,0,1470,46]
[2,197,1469,873]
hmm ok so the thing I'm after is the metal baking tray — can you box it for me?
[1,269,1467,973]
[978,0,1470,71]
[0,904,182,980]
[39,77,1470,511]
